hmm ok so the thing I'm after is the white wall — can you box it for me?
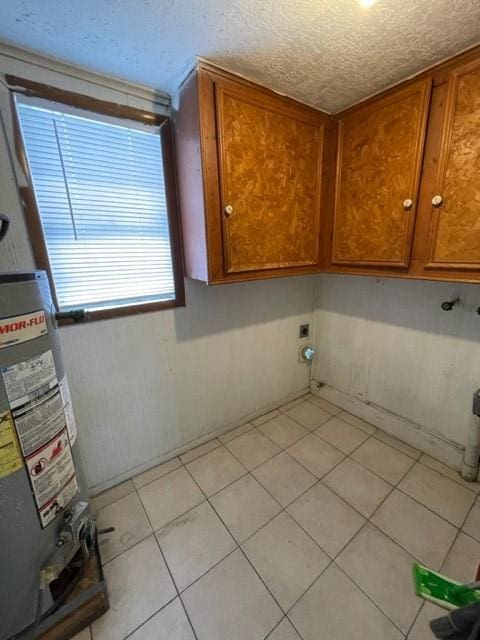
[0,44,314,491]
[313,274,480,463]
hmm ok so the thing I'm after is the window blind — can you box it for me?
[15,96,175,311]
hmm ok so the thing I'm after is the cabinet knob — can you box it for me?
[224,204,234,217]
[403,199,413,210]
[432,195,443,207]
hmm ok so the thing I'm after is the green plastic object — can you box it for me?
[413,563,480,611]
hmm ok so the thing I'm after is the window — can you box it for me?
[12,80,184,322]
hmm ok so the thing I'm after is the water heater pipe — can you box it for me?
[461,389,480,481]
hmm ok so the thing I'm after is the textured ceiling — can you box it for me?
[1,0,480,113]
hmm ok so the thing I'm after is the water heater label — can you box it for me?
[25,427,78,528]
[0,309,47,350]
[59,376,78,445]
[2,350,57,410]
[0,410,23,479]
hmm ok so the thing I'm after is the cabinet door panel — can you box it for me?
[426,60,480,269]
[215,80,324,274]
[332,79,431,268]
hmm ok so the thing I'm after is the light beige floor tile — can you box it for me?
[91,536,175,640]
[156,501,236,591]
[91,480,135,511]
[133,458,182,489]
[351,438,415,484]
[258,414,308,448]
[372,490,457,569]
[226,429,281,470]
[287,433,344,478]
[252,409,281,427]
[407,602,444,640]
[374,431,421,459]
[180,439,221,464]
[186,446,246,496]
[287,483,365,557]
[128,598,195,640]
[316,417,369,454]
[308,396,342,415]
[97,492,152,564]
[280,397,305,412]
[219,422,254,444]
[182,549,282,640]
[399,463,476,526]
[210,474,281,543]
[243,512,329,611]
[338,411,377,435]
[420,454,480,493]
[266,618,302,640]
[285,401,332,431]
[72,628,91,640]
[442,532,480,583]
[138,467,204,530]
[322,458,392,517]
[289,563,403,640]
[463,497,480,541]
[252,452,317,507]
[337,524,422,633]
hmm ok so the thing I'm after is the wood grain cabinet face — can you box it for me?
[174,65,329,284]
[331,79,432,268]
[425,60,480,270]
[215,79,324,274]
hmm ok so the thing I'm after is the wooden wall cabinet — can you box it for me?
[326,46,480,284]
[175,49,480,287]
[174,63,334,284]
[421,58,480,274]
[331,80,431,269]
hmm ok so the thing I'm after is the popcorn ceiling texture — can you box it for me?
[1,0,480,112]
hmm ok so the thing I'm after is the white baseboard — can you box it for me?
[311,380,464,469]
[90,386,310,495]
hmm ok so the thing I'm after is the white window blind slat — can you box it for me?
[15,96,176,312]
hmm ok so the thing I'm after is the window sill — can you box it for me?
[57,297,185,326]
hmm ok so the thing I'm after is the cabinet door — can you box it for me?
[425,60,480,270]
[332,79,431,268]
[214,79,324,274]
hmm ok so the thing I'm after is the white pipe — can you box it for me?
[461,416,480,481]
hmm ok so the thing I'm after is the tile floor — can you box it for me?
[77,394,480,640]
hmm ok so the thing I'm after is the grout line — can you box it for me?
[97,398,478,640]
[135,484,200,640]
[121,593,178,640]
[109,496,181,640]
[404,485,480,638]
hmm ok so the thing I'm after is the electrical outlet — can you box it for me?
[299,323,309,339]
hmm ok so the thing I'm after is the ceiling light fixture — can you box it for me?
[359,0,377,7]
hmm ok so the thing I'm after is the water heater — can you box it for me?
[0,270,92,639]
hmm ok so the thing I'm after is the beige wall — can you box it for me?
[312,274,480,465]
[0,44,314,491]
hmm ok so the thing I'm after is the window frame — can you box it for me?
[8,75,185,325]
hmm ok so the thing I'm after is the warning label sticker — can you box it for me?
[39,474,78,528]
[0,310,47,350]
[26,428,78,528]
[12,386,66,457]
[2,350,57,410]
[1,351,78,527]
[0,410,23,479]
[59,376,77,446]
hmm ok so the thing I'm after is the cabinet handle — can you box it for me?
[224,204,234,217]
[432,195,443,207]
[403,199,413,210]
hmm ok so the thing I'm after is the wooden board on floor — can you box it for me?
[39,543,109,640]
